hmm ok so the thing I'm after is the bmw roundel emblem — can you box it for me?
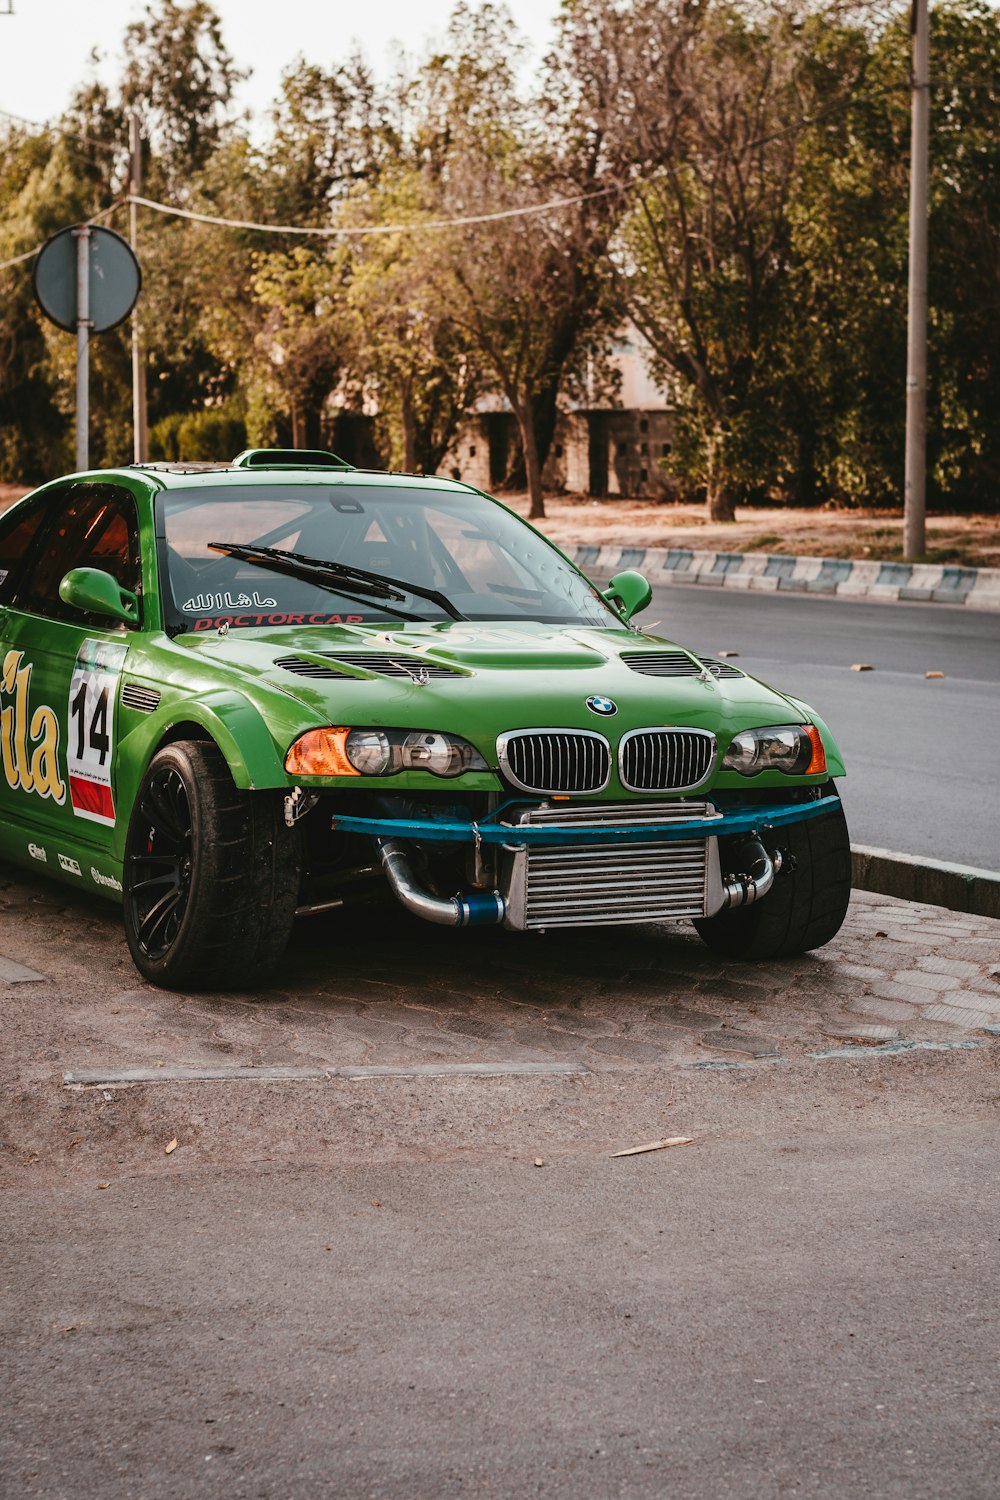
[586,695,618,716]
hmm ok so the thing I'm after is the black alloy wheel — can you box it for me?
[126,763,194,961]
[122,739,301,989]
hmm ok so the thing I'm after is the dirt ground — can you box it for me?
[507,494,1000,568]
[3,481,998,566]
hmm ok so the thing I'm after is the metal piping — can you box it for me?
[375,837,506,928]
[721,838,782,909]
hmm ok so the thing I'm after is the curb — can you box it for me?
[852,845,1000,921]
[570,543,1000,611]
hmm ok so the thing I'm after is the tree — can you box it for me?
[120,0,244,192]
[590,0,826,519]
[345,171,482,473]
[440,171,596,517]
[923,0,1000,508]
[0,96,130,477]
[778,12,909,508]
[781,0,1000,514]
[417,2,623,516]
[263,55,391,226]
[248,245,352,449]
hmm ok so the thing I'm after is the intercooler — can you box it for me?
[500,799,725,930]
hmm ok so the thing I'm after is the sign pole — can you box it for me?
[34,224,141,452]
[129,114,148,463]
[74,225,92,472]
[903,0,929,560]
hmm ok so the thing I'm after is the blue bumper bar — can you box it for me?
[331,794,842,849]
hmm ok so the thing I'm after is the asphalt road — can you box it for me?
[7,1113,1000,1500]
[614,582,1000,872]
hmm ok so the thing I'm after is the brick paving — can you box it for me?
[1,864,998,1080]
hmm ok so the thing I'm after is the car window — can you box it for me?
[0,493,54,604]
[17,485,142,628]
[160,484,614,631]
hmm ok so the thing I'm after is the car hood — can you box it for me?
[172,619,838,757]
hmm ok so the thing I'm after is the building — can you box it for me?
[446,324,675,499]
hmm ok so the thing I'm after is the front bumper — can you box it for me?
[330,791,841,848]
[330,792,841,932]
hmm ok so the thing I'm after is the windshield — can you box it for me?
[159,483,615,632]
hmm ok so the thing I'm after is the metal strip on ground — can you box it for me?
[64,1064,329,1086]
[63,1060,589,1088]
[327,1061,588,1079]
[0,955,47,983]
[808,1039,984,1060]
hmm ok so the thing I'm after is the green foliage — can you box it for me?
[149,404,246,462]
[0,0,998,518]
[924,1,1000,507]
[121,0,245,190]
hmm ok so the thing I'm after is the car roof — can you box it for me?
[105,450,481,497]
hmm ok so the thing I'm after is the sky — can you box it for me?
[1,0,560,133]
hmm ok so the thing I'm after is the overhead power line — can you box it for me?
[0,186,611,273]
[124,80,910,242]
[0,105,119,155]
[0,73,979,276]
[124,188,616,237]
[0,244,37,273]
[0,200,126,275]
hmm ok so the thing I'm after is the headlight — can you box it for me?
[722,724,826,776]
[398,731,475,776]
[285,726,488,778]
[345,729,394,775]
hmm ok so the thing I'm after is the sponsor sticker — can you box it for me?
[0,650,65,804]
[28,842,46,862]
[67,639,128,826]
[183,590,277,611]
[90,866,122,892]
[58,853,82,876]
[191,612,365,631]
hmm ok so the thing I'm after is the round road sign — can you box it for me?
[33,224,141,334]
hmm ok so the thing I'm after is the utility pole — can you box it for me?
[129,112,148,464]
[903,0,930,560]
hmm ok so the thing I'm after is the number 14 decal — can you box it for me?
[71,681,111,765]
[67,639,128,826]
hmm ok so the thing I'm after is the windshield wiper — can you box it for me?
[206,542,468,623]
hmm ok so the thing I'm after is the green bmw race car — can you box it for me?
[0,449,851,988]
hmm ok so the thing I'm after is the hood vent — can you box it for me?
[697,658,745,679]
[275,652,461,681]
[620,651,703,677]
[621,651,745,680]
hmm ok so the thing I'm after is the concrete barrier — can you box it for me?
[852,845,1000,920]
[572,543,1000,612]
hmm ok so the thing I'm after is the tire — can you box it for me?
[693,789,851,960]
[123,739,301,989]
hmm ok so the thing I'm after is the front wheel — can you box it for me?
[693,790,851,960]
[123,738,301,989]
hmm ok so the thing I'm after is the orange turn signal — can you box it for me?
[284,727,358,777]
[804,725,827,776]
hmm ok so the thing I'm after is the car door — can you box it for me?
[0,483,142,876]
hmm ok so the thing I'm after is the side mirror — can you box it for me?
[601,569,652,623]
[59,568,139,626]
